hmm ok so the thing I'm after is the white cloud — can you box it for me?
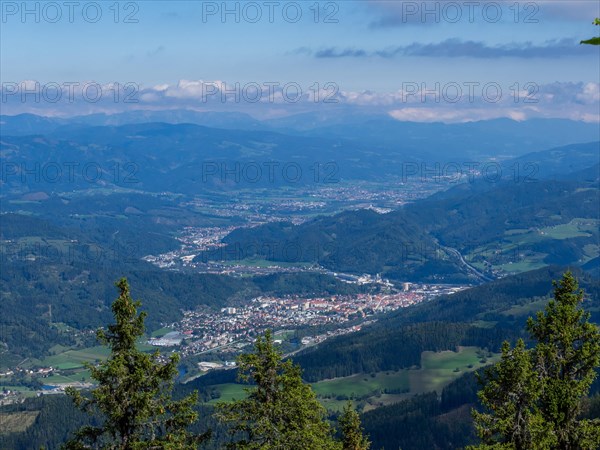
[388,107,501,122]
[576,82,600,103]
[1,79,598,123]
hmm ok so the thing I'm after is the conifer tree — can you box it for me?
[527,271,600,449]
[471,272,600,449]
[471,339,554,449]
[216,330,341,449]
[338,401,370,450]
[63,278,207,449]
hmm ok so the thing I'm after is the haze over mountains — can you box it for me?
[2,112,598,350]
[1,111,599,449]
[2,113,599,282]
[2,113,599,195]
[3,113,599,159]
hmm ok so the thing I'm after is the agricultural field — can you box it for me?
[42,369,92,385]
[0,386,39,399]
[151,327,173,338]
[538,219,599,240]
[42,346,110,370]
[497,260,548,274]
[465,218,600,275]
[8,340,163,394]
[218,259,313,268]
[502,219,598,245]
[311,346,497,407]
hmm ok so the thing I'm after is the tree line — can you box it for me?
[2,271,598,449]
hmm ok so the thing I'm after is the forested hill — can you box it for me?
[196,164,600,281]
[200,208,459,280]
[1,212,366,361]
[401,169,600,248]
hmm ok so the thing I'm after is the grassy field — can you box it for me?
[311,347,499,411]
[151,327,173,338]
[0,411,39,434]
[218,258,312,268]
[207,383,248,403]
[33,341,157,385]
[43,369,92,385]
[539,219,598,240]
[497,260,547,273]
[0,385,39,398]
[312,371,409,399]
[411,346,499,394]
[502,219,597,245]
[471,320,498,329]
[318,397,355,413]
[43,346,111,370]
[465,218,599,275]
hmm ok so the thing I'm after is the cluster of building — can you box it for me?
[143,225,237,269]
[311,180,445,207]
[155,291,427,358]
[147,331,185,347]
[0,366,53,378]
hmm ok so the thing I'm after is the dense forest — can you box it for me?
[3,268,598,449]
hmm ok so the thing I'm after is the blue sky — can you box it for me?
[1,1,599,121]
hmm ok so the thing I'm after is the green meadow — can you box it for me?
[207,383,248,403]
[208,346,499,413]
[410,346,499,394]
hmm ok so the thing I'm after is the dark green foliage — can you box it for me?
[580,18,600,45]
[216,330,341,449]
[5,270,599,449]
[440,371,479,411]
[528,272,600,448]
[471,272,600,449]
[360,393,446,449]
[338,402,370,450]
[64,278,207,449]
[0,396,94,450]
[1,214,363,360]
[198,209,460,280]
[295,322,471,381]
[359,370,533,450]
[471,340,553,449]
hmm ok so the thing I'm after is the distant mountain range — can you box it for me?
[2,114,599,196]
[2,112,599,159]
